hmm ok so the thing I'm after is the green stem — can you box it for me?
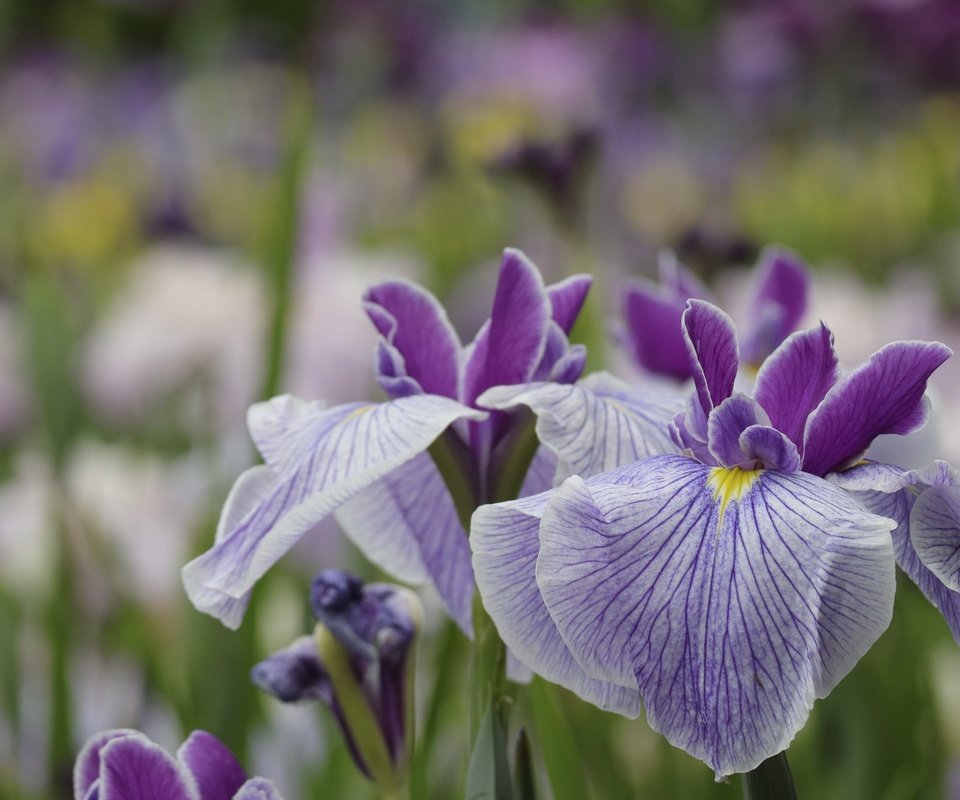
[741,751,798,800]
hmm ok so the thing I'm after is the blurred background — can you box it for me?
[1,0,960,797]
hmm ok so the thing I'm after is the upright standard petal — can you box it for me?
[622,280,692,381]
[177,731,247,800]
[471,493,641,715]
[682,300,738,415]
[911,485,960,592]
[477,371,679,483]
[753,324,838,448]
[183,395,483,627]
[546,274,591,334]
[335,452,474,635]
[98,733,199,800]
[75,730,136,800]
[363,280,461,399]
[538,456,895,777]
[741,248,809,365]
[802,341,951,476]
[462,249,551,406]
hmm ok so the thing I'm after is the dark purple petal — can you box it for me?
[373,340,422,399]
[754,323,839,448]
[911,485,960,592]
[177,731,247,800]
[546,274,591,334]
[706,394,769,468]
[532,321,584,384]
[802,341,952,477]
[75,730,136,800]
[740,426,801,473]
[741,248,809,365]
[622,280,692,381]
[98,734,198,800]
[251,636,332,704]
[462,249,552,406]
[363,280,461,399]
[682,299,739,415]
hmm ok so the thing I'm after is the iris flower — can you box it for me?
[184,249,673,635]
[74,729,282,800]
[473,298,951,777]
[621,247,808,380]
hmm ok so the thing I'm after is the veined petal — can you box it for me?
[463,249,551,406]
[177,731,247,800]
[99,733,199,800]
[622,279,692,381]
[538,456,895,777]
[335,452,474,635]
[706,394,769,468]
[911,485,960,592]
[471,492,641,715]
[546,274,591,334]
[741,248,809,365]
[739,426,801,473]
[75,730,137,800]
[802,340,951,477]
[477,372,679,483]
[848,484,960,645]
[682,300,738,415]
[183,396,482,628]
[363,280,461,399]
[754,324,838,448]
[232,778,285,800]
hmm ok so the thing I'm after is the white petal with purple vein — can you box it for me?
[471,492,641,715]
[183,395,483,628]
[538,456,895,776]
[911,485,960,592]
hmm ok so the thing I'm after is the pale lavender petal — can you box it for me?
[363,280,461,399]
[622,279,692,381]
[177,731,246,800]
[546,274,591,334]
[682,299,738,414]
[335,452,474,635]
[538,457,895,777]
[740,426,801,473]
[741,248,809,364]
[471,492,641,715]
[754,324,838,448]
[232,778,285,800]
[75,730,137,800]
[477,372,679,483]
[825,461,907,494]
[463,249,552,406]
[911,485,960,592]
[183,395,483,628]
[519,446,557,496]
[99,734,199,800]
[706,394,770,468]
[802,341,951,477]
[849,485,960,645]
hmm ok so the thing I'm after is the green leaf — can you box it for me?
[465,699,514,800]
[527,679,591,800]
[512,728,538,800]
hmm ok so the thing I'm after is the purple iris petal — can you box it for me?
[363,280,461,399]
[682,299,739,415]
[546,274,591,334]
[741,248,809,365]
[462,249,552,406]
[911,485,960,592]
[75,730,136,800]
[177,731,247,800]
[98,733,198,800]
[659,250,712,301]
[622,280,692,381]
[802,341,952,477]
[250,636,332,703]
[537,457,895,777]
[373,339,422,399]
[706,394,770,468]
[740,426,801,473]
[471,492,642,715]
[754,324,838,449]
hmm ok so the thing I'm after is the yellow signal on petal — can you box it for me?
[708,466,763,532]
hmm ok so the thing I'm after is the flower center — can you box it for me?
[708,466,763,529]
